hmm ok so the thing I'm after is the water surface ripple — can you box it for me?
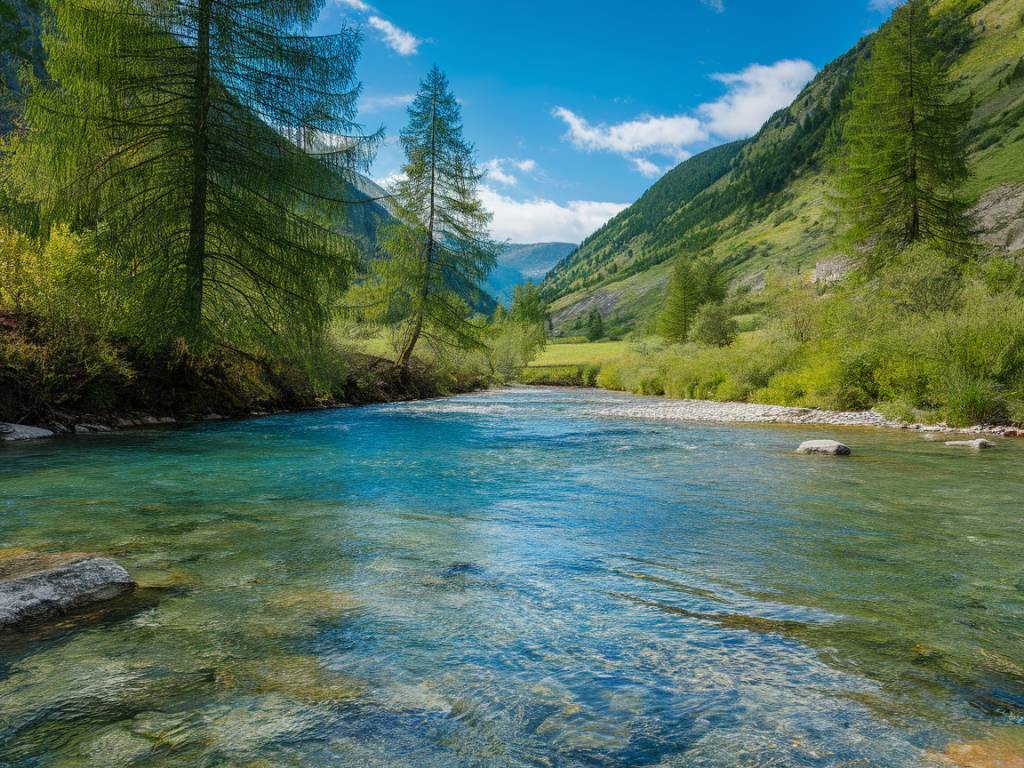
[1,387,1022,766]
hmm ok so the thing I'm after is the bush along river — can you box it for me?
[1,387,1022,767]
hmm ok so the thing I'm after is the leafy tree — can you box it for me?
[509,282,546,326]
[4,0,375,352]
[657,256,723,343]
[832,0,974,264]
[690,302,738,347]
[372,66,495,368]
[585,309,604,342]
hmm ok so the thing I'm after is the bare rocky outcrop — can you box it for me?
[812,256,853,286]
[0,550,135,631]
[974,183,1024,256]
[0,422,55,441]
[551,288,627,329]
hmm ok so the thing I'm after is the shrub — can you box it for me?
[690,302,738,347]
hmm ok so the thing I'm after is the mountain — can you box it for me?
[540,0,1024,334]
[487,242,576,305]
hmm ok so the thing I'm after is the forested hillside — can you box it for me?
[542,0,1024,333]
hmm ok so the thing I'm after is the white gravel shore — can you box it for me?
[582,394,1023,437]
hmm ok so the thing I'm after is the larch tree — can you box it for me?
[657,256,722,343]
[4,0,376,353]
[372,65,495,369]
[832,0,973,265]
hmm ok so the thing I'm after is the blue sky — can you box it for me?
[313,0,901,243]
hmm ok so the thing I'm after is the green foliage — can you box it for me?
[690,302,738,347]
[4,0,374,354]
[518,364,599,387]
[360,66,495,368]
[832,0,974,265]
[584,309,605,342]
[509,282,546,325]
[657,256,724,342]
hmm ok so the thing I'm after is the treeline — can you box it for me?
[0,0,537,424]
[594,0,1024,426]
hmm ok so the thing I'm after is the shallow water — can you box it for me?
[1,387,1022,767]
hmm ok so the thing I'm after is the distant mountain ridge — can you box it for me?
[486,242,576,305]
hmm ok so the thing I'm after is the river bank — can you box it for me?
[7,382,1023,443]
[515,385,1024,437]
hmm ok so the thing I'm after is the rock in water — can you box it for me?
[0,422,55,441]
[0,551,135,630]
[796,439,852,456]
[945,438,997,450]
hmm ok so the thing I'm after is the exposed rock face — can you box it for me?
[0,551,135,630]
[796,439,852,456]
[812,257,853,286]
[0,422,55,441]
[974,183,1024,256]
[945,439,996,450]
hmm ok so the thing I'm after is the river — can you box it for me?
[1,387,1022,766]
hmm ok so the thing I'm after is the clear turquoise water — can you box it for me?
[1,387,1022,767]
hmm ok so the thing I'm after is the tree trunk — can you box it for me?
[184,0,211,343]
[396,82,438,369]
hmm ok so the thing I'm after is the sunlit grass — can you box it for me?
[531,339,658,367]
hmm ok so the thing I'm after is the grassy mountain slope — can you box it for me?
[542,0,1024,333]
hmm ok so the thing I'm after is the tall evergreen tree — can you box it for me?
[373,66,495,368]
[657,256,722,343]
[584,309,604,342]
[4,0,375,352]
[832,0,973,264]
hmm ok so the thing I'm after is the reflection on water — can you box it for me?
[1,387,1022,766]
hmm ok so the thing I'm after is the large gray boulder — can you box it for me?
[0,551,135,630]
[796,439,852,456]
[0,422,55,441]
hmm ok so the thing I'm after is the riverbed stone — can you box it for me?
[0,550,135,630]
[796,439,851,456]
[945,438,996,450]
[0,422,55,441]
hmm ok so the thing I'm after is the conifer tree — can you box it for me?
[832,0,973,264]
[4,0,375,352]
[585,308,604,342]
[657,256,722,343]
[373,66,495,368]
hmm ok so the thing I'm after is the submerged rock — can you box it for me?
[796,439,851,456]
[0,422,55,441]
[0,550,135,630]
[945,439,996,450]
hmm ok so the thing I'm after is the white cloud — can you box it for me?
[373,171,407,190]
[553,107,706,157]
[700,0,724,11]
[360,93,415,113]
[482,158,538,187]
[367,15,421,56]
[480,186,627,243]
[630,157,666,178]
[554,58,816,175]
[483,159,518,186]
[336,0,372,10]
[869,0,902,10]
[697,59,816,139]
